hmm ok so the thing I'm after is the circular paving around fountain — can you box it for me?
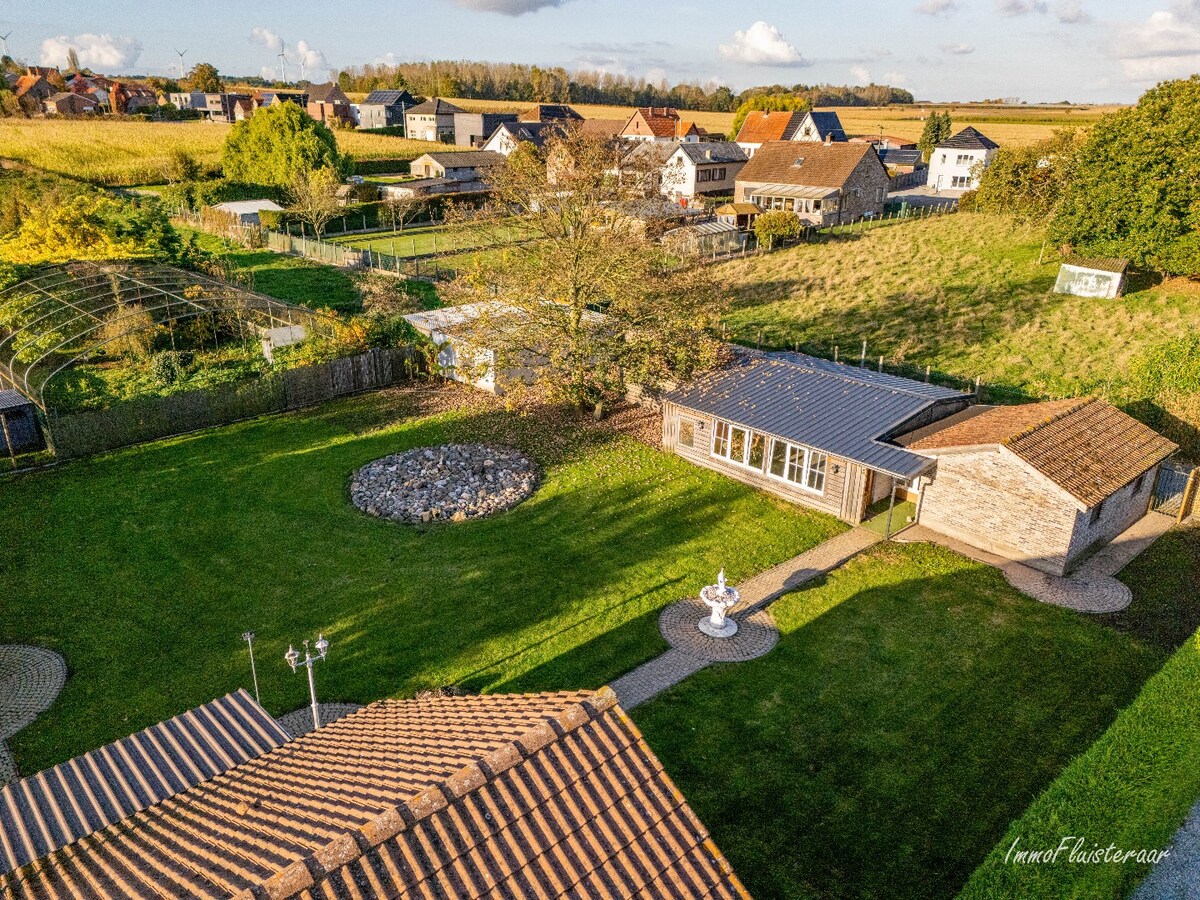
[351,444,539,524]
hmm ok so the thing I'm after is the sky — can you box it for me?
[3,0,1198,103]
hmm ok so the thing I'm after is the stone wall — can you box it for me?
[916,448,1080,575]
[1065,468,1157,563]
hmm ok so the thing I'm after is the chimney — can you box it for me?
[824,132,832,146]
[705,149,713,160]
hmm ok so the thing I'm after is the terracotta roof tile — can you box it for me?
[907,398,1177,506]
[734,111,804,144]
[2,690,748,900]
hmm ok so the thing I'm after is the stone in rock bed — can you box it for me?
[350,443,539,524]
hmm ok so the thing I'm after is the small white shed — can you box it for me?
[1053,256,1128,299]
[211,200,285,226]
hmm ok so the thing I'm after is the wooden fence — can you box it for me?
[47,347,418,460]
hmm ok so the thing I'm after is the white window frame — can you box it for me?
[710,419,767,472]
[764,436,827,495]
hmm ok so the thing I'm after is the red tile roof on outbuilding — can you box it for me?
[1,690,748,900]
[733,111,804,144]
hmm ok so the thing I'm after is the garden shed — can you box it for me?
[661,219,745,258]
[0,389,44,455]
[210,199,285,226]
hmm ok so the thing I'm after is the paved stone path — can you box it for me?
[276,702,363,739]
[1131,796,1200,900]
[897,524,1141,614]
[0,645,67,786]
[610,528,881,709]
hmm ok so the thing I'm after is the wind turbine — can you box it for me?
[277,48,288,83]
[0,32,12,60]
[174,48,187,79]
[299,56,305,82]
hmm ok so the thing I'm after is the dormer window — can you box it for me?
[792,157,805,167]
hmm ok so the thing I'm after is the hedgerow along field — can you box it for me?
[0,387,843,773]
[718,211,1200,456]
[0,119,462,186]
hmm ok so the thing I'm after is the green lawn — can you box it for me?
[633,542,1166,900]
[719,212,1200,456]
[962,522,1200,900]
[328,221,531,258]
[0,388,841,773]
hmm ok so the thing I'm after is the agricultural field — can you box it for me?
[328,220,532,258]
[0,119,461,186]
[718,211,1200,454]
[444,98,1115,144]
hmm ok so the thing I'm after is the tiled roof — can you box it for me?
[406,98,465,115]
[306,83,347,104]
[0,690,747,900]
[734,111,804,144]
[13,76,44,97]
[0,690,288,878]
[798,111,847,141]
[736,141,881,190]
[578,118,626,138]
[937,126,999,151]
[518,103,583,122]
[906,398,1177,506]
[418,150,506,169]
[666,352,967,478]
[676,141,748,164]
[625,107,683,138]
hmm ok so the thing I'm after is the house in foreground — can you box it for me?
[658,140,749,203]
[926,126,999,192]
[663,353,971,524]
[42,92,98,115]
[481,120,564,156]
[0,688,747,899]
[735,140,889,225]
[899,398,1176,575]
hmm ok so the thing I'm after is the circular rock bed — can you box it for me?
[351,444,539,524]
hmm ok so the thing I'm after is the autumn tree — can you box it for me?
[288,166,342,240]
[728,94,811,140]
[753,210,803,250]
[383,194,427,232]
[184,62,223,94]
[443,132,726,413]
[222,102,346,189]
[0,194,181,264]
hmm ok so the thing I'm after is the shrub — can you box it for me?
[754,210,803,250]
[149,351,192,386]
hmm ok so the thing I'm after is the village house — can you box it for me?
[305,82,353,126]
[663,353,971,524]
[355,89,417,130]
[42,92,99,115]
[252,89,309,113]
[201,92,251,123]
[519,103,583,123]
[735,139,890,225]
[899,398,1177,575]
[578,117,626,140]
[926,125,999,192]
[481,120,564,155]
[793,110,848,142]
[13,74,54,113]
[110,81,158,114]
[404,97,464,142]
[733,109,805,156]
[879,148,926,174]
[650,140,748,203]
[409,149,505,182]
[0,688,747,899]
[166,90,206,111]
[453,110,518,147]
[620,106,701,142]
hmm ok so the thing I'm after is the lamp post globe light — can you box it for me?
[285,634,329,731]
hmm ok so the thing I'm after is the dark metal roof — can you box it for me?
[676,140,749,164]
[405,97,465,115]
[938,126,999,151]
[0,390,34,412]
[664,352,968,478]
[879,148,924,167]
[0,689,288,876]
[805,111,847,140]
[1062,254,1129,274]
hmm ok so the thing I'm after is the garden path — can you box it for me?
[610,528,881,709]
[0,646,67,785]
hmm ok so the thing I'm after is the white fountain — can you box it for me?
[698,569,740,638]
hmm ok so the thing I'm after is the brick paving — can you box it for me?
[898,524,1137,613]
[276,702,363,739]
[610,528,882,709]
[0,645,67,786]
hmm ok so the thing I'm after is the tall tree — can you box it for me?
[288,166,342,240]
[184,63,223,94]
[918,111,952,162]
[1050,76,1200,275]
[222,102,345,188]
[443,134,726,412]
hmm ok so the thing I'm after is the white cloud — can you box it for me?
[453,0,569,13]
[260,65,279,81]
[915,0,960,15]
[942,42,976,54]
[719,21,809,66]
[40,33,142,70]
[995,0,1048,15]
[645,66,669,85]
[850,64,871,83]
[1055,0,1090,23]
[1114,2,1200,80]
[295,40,328,76]
[883,71,909,85]
[251,26,284,53]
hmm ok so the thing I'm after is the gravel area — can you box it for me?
[351,443,539,524]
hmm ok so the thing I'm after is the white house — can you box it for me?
[210,200,285,226]
[658,141,749,202]
[793,111,847,143]
[926,126,999,193]
[481,121,562,156]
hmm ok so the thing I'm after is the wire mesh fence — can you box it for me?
[46,346,419,460]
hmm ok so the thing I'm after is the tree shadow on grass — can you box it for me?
[632,544,1165,900]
